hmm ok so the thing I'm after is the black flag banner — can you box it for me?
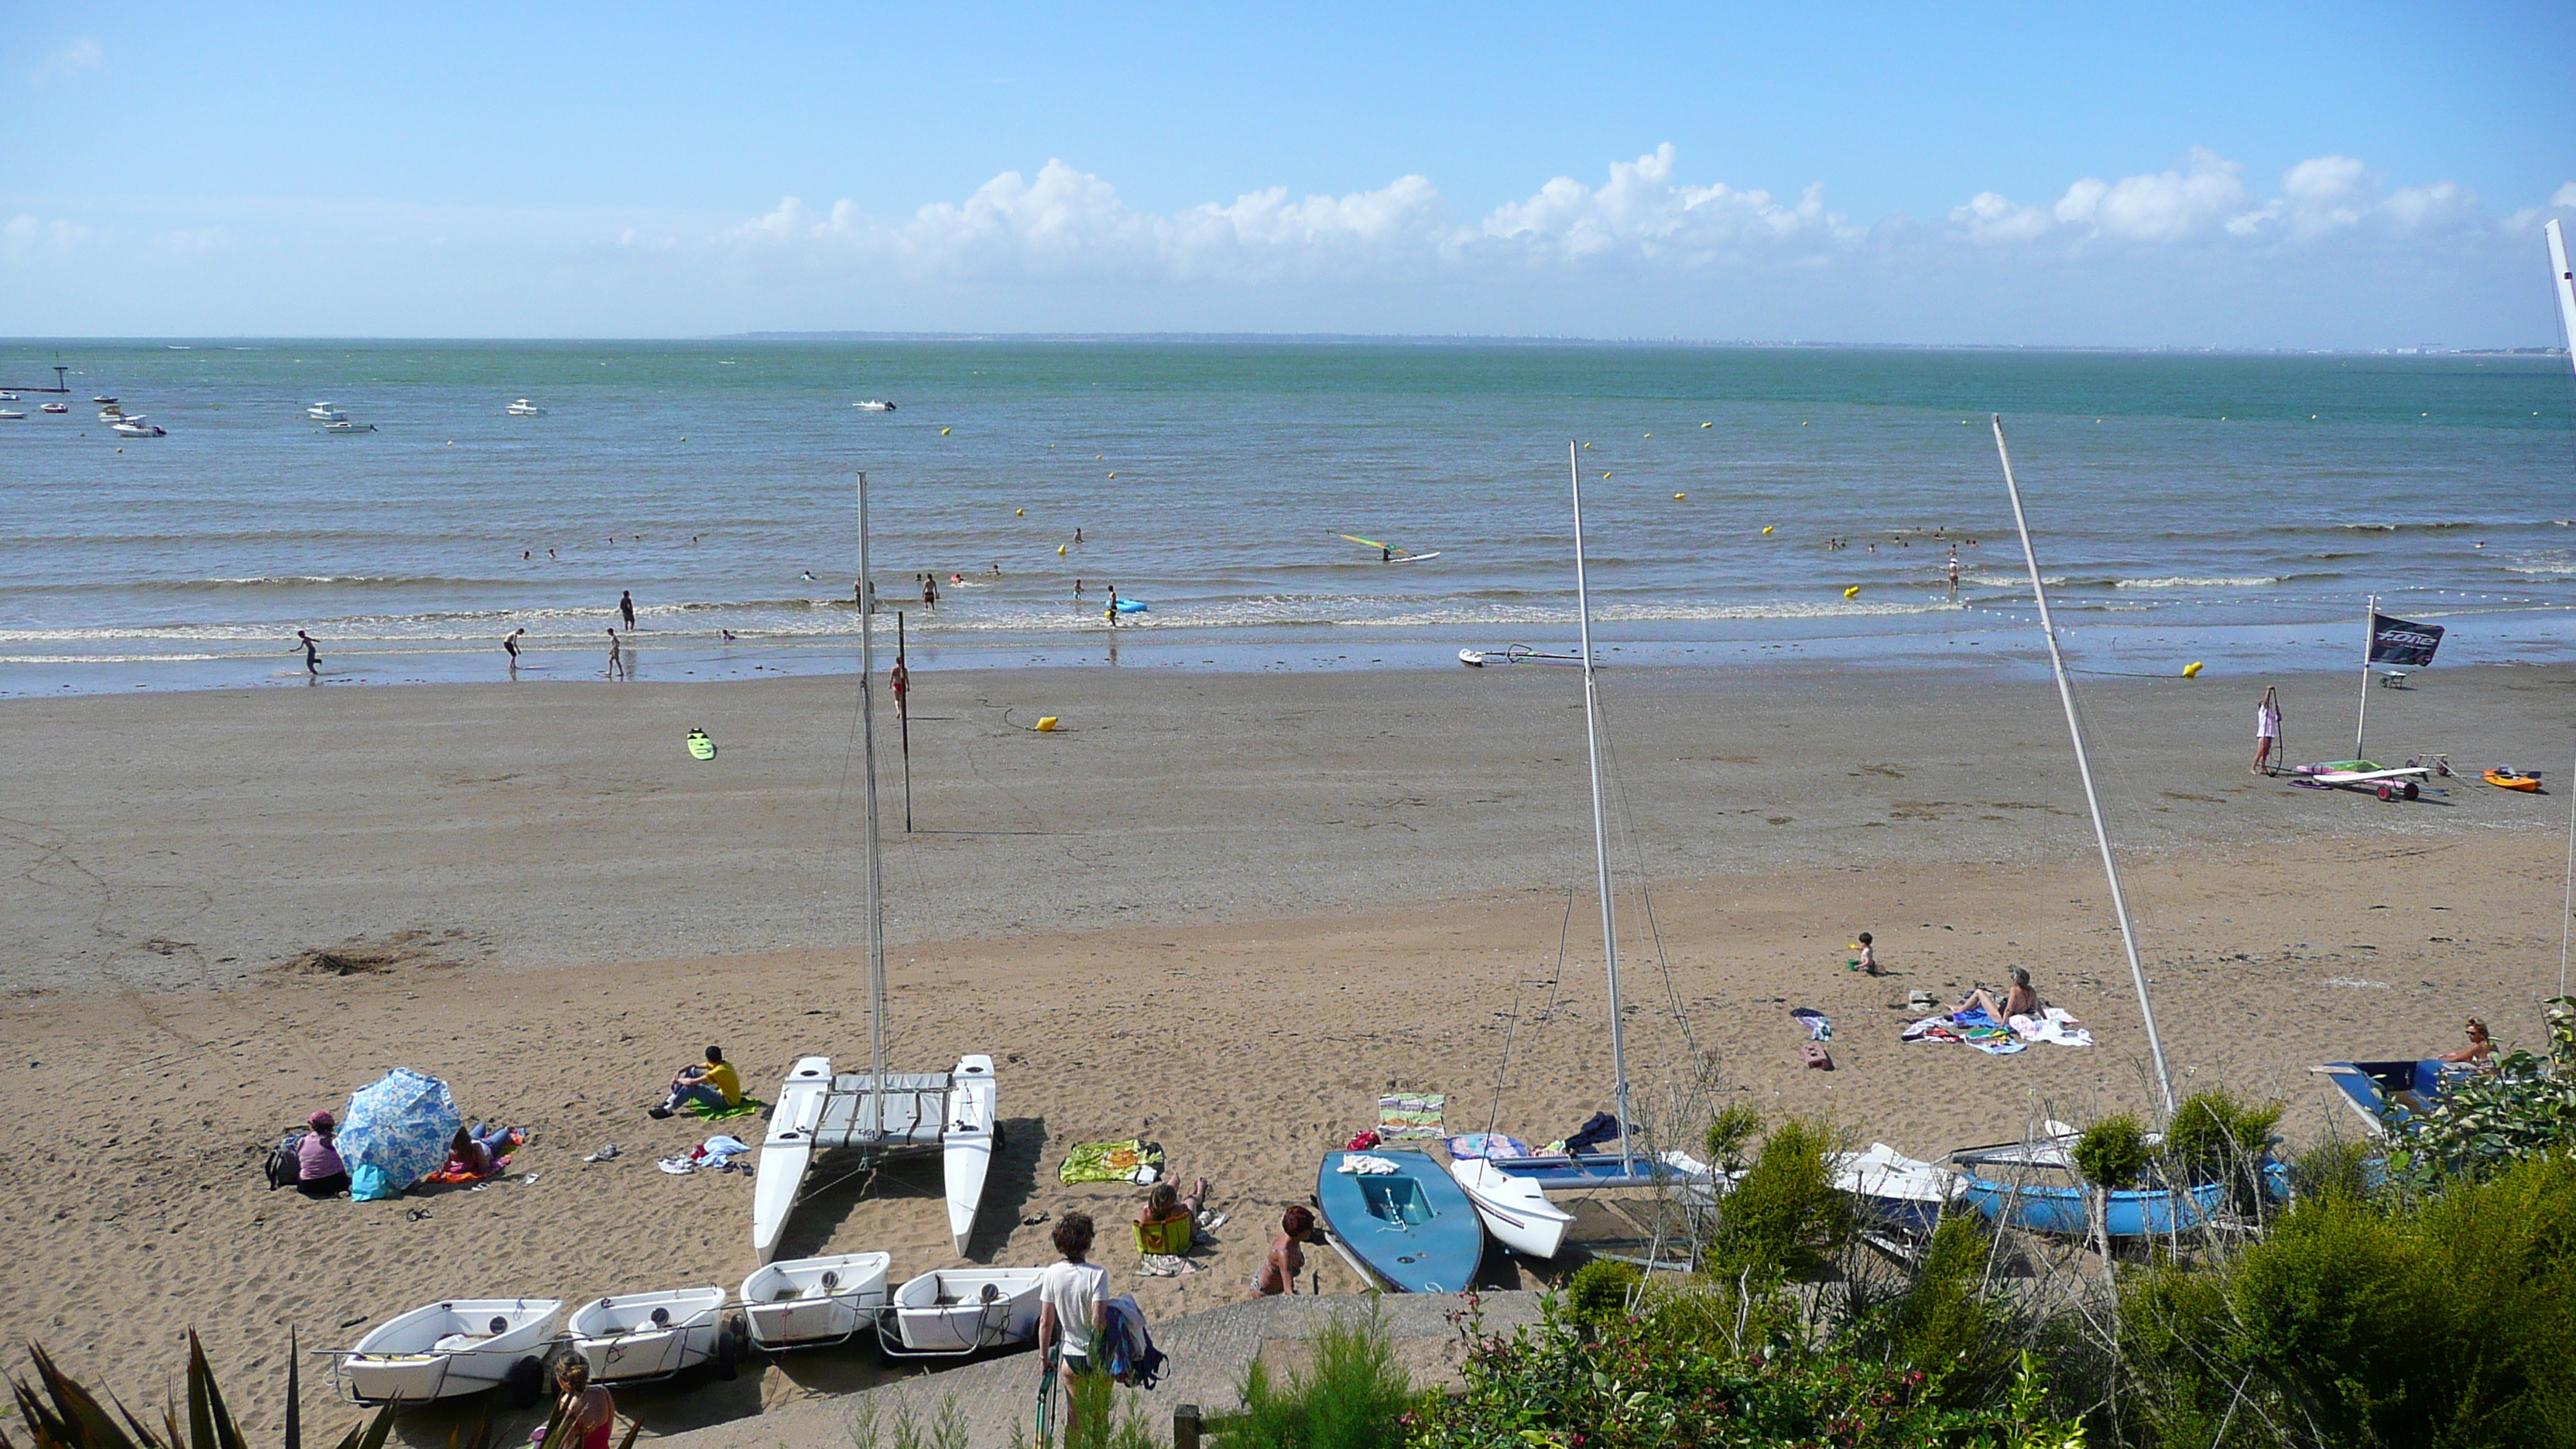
[2369,612,2445,668]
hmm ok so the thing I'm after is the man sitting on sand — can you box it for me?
[649,1045,742,1118]
[1957,968,2038,1023]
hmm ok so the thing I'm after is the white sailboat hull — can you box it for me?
[944,1053,997,1255]
[752,1054,834,1263]
[1447,1157,1571,1259]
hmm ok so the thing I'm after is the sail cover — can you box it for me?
[2369,612,2445,668]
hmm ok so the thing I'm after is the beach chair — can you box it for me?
[1134,1214,1193,1255]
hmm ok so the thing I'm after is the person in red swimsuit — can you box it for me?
[553,1355,618,1449]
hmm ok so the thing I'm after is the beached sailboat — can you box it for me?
[334,1298,560,1405]
[754,471,999,1264]
[1318,1152,1486,1292]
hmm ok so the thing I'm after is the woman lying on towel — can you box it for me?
[1957,968,2038,1024]
[435,1123,522,1180]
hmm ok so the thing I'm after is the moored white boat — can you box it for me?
[879,1268,1042,1355]
[337,1297,560,1405]
[40,402,69,414]
[567,1286,732,1382]
[112,420,166,437]
[324,420,377,433]
[1444,1156,1571,1259]
[0,409,22,420]
[508,399,546,416]
[307,402,347,421]
[91,395,115,404]
[98,403,124,420]
[738,1251,891,1351]
[853,399,896,411]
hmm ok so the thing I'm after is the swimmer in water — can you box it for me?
[720,629,738,642]
[801,570,817,581]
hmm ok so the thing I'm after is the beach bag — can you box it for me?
[265,1131,307,1191]
[350,1163,402,1201]
[1101,1297,1164,1389]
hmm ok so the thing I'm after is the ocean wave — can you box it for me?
[2112,575,2284,589]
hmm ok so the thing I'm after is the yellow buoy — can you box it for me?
[1843,585,1861,599]
[1015,508,1025,516]
[1600,472,1610,480]
[1761,526,1774,535]
[1643,433,1652,438]
[1058,544,1067,556]
[1701,422,1712,428]
[940,426,952,435]
[1035,716,1059,731]
[1108,472,1115,478]
[1673,492,1686,501]
[2181,661,2204,679]
[1581,442,1591,450]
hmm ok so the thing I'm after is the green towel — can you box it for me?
[684,1095,765,1122]
[1059,1139,1164,1184]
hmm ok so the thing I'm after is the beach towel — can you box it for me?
[1791,1008,1832,1042]
[1444,1132,1534,1160]
[2009,1008,2096,1047]
[1059,1139,1165,1185]
[1376,1092,1447,1139]
[1337,1154,1400,1175]
[1136,1253,1199,1278]
[683,1094,765,1122]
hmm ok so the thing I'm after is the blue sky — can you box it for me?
[4,4,2573,344]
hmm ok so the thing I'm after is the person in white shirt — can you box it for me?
[2253,687,2283,776]
[1036,1212,1110,1436]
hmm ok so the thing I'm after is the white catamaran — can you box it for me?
[752,471,1000,1264]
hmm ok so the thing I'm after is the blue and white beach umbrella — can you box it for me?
[339,1067,462,1197]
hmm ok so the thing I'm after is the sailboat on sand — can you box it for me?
[753,471,1000,1266]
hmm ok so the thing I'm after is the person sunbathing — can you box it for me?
[444,1124,516,1177]
[1136,1177,1209,1254]
[1957,968,2038,1023]
[2437,1016,2495,1065]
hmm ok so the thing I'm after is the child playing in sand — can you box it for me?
[649,1046,742,1118]
[1856,932,1879,975]
[552,1355,620,1449]
[1257,1206,1314,1295]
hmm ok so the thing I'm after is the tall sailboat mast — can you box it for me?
[1990,419,2177,1116]
[1569,441,1636,1168]
[857,471,889,1142]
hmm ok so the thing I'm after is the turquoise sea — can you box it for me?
[2,339,2572,694]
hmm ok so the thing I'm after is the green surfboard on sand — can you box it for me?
[687,729,716,761]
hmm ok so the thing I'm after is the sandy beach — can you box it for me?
[5,659,2573,1440]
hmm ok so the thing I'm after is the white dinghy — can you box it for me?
[337,1298,560,1406]
[567,1286,734,1383]
[878,1267,1043,1357]
[753,470,998,1264]
[1444,1156,1572,1259]
[738,1250,892,1352]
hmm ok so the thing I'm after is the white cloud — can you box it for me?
[2557,183,2576,209]
[2053,146,2248,242]
[1,214,91,259]
[1473,145,1842,262]
[1950,191,2053,243]
[26,36,102,85]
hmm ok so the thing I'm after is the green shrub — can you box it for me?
[2289,1137,2376,1203]
[2117,1152,2576,1449]
[3,1332,403,1449]
[2072,1112,2147,1189]
[1705,1116,1850,1281]
[1564,1258,1641,1324]
[1704,1101,1762,1172]
[2160,1088,2282,1180]
[1221,1313,1417,1449]
[1889,1214,1998,1400]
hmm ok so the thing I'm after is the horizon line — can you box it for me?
[0,333,2563,356]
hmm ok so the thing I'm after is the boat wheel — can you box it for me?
[2377,785,2394,801]
[503,1355,546,1409]
[2403,781,2420,800]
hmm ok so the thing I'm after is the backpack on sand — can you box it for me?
[265,1130,308,1191]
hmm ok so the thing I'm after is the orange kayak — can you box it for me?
[2484,768,2543,792]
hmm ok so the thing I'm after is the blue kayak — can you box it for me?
[1315,1152,1485,1293]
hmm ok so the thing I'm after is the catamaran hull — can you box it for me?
[1445,1157,1571,1259]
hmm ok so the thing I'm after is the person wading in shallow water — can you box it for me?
[294,630,320,677]
[618,590,636,631]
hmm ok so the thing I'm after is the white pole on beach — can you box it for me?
[1569,441,1634,1169]
[2548,220,2576,995]
[1992,417,2177,1117]
[2354,594,2376,761]
[858,471,888,1143]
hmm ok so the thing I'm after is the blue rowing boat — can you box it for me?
[1315,1152,1485,1293]
[1958,1175,2225,1236]
[2314,1058,2465,1135]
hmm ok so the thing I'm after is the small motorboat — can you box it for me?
[91,395,115,404]
[2484,766,2543,793]
[1316,1150,1485,1293]
[0,409,22,420]
[2312,1058,2472,1137]
[853,399,896,411]
[508,399,546,416]
[1444,1156,1571,1259]
[567,1286,734,1383]
[98,403,124,420]
[1459,645,1588,668]
[336,1298,560,1406]
[738,1250,892,1352]
[324,421,377,433]
[306,402,347,422]
[879,1268,1043,1356]
[40,402,69,414]
[0,391,17,401]
[1834,1142,1961,1233]
[111,420,166,437]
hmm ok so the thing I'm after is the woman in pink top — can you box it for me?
[553,1356,618,1449]
[296,1111,349,1198]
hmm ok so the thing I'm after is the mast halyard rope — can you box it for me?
[1571,440,1636,1170]
[858,472,889,1146]
[1991,417,2178,1117]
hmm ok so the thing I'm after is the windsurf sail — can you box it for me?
[1339,533,1428,560]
